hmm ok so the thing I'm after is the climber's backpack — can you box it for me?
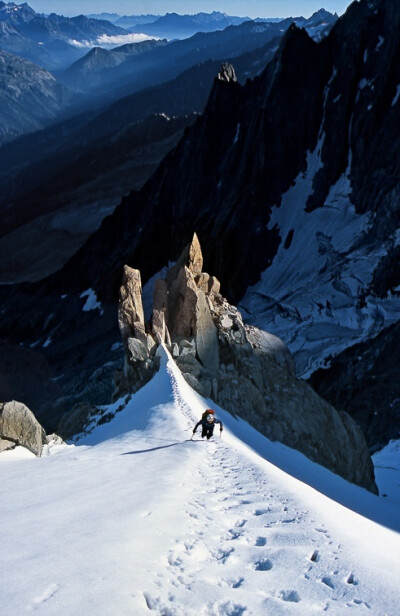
[202,409,215,421]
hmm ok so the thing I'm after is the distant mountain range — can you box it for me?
[0,1,130,69]
[0,49,72,144]
[87,9,336,41]
[59,10,337,99]
[127,11,250,39]
[0,3,337,75]
[0,37,286,273]
[0,8,338,243]
[88,10,249,35]
[87,13,159,26]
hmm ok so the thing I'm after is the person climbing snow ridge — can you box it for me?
[192,409,223,440]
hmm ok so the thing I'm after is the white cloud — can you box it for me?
[68,33,158,49]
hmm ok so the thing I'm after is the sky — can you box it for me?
[27,0,353,19]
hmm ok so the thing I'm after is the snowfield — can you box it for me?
[240,144,400,379]
[1,347,399,615]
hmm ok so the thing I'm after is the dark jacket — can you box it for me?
[193,417,223,432]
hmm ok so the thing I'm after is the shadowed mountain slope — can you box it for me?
[0,0,398,448]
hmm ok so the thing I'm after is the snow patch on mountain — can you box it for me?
[240,143,400,377]
[392,84,400,107]
[80,288,103,314]
[373,439,400,507]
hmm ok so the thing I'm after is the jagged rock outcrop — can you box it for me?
[117,265,159,394]
[0,400,46,456]
[118,265,146,345]
[120,235,377,493]
[218,62,237,82]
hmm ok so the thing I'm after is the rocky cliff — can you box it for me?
[310,322,400,451]
[115,235,377,493]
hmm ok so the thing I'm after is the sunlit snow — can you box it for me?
[1,347,399,615]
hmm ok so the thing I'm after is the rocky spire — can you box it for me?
[217,62,237,83]
[118,265,145,345]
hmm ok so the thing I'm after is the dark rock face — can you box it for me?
[118,235,377,493]
[0,343,66,429]
[54,24,325,302]
[59,1,397,303]
[310,322,400,452]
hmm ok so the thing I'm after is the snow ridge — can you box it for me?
[1,348,399,615]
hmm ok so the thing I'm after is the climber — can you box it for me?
[192,409,223,440]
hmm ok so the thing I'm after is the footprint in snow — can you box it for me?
[278,589,301,603]
[254,508,270,516]
[225,529,243,541]
[321,576,335,589]
[219,577,244,589]
[255,537,267,546]
[253,558,273,571]
[310,549,320,562]
[167,553,183,567]
[214,547,235,563]
[314,527,329,535]
[352,599,371,609]
[234,519,247,528]
[347,573,358,585]
[143,593,176,613]
[209,600,247,616]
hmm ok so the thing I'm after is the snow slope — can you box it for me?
[240,145,400,379]
[1,347,399,615]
